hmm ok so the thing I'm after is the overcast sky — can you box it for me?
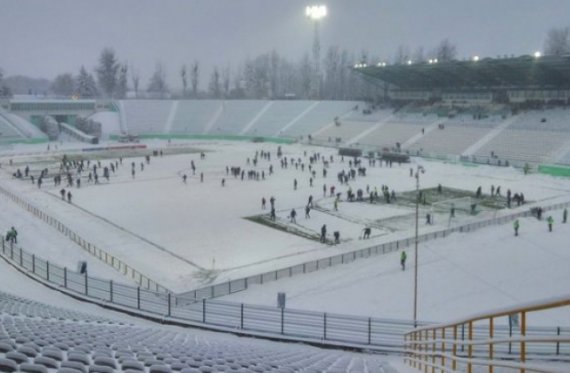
[1,0,569,88]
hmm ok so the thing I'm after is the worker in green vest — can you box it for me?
[513,219,520,237]
[400,250,407,271]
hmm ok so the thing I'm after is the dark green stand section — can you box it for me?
[538,164,570,177]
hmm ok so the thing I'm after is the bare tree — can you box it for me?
[413,46,425,63]
[130,65,140,98]
[394,45,410,64]
[435,39,457,62]
[191,61,199,98]
[51,73,75,97]
[180,64,188,97]
[116,64,128,99]
[208,67,221,98]
[148,63,168,98]
[222,66,231,98]
[544,27,570,56]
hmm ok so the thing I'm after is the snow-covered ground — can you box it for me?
[0,139,569,327]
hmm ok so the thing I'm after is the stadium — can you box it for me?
[1,3,570,373]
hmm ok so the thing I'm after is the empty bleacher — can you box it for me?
[244,100,315,136]
[121,100,174,134]
[475,110,570,164]
[0,116,23,142]
[407,119,497,155]
[357,122,423,149]
[0,291,389,373]
[207,100,267,135]
[312,121,376,145]
[170,100,221,135]
[281,101,357,138]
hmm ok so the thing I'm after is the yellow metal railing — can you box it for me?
[404,295,570,373]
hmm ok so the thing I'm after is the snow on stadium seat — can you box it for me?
[121,359,144,371]
[149,364,172,373]
[17,345,38,358]
[67,353,90,365]
[179,369,200,373]
[18,363,49,373]
[59,361,87,373]
[33,356,59,369]
[92,357,116,369]
[6,350,28,364]
[0,341,14,353]
[87,365,114,373]
[0,358,18,372]
[57,369,84,373]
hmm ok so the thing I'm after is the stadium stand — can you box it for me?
[0,290,390,373]
[0,115,23,142]
[169,100,221,135]
[207,100,268,135]
[244,100,316,136]
[474,110,570,164]
[407,118,498,156]
[121,100,174,134]
[356,121,425,150]
[280,101,357,138]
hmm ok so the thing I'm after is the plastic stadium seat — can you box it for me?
[0,341,14,353]
[18,363,49,373]
[170,362,189,371]
[0,358,18,372]
[33,356,59,369]
[87,366,114,373]
[92,357,116,369]
[57,369,83,373]
[149,364,172,373]
[42,349,63,361]
[6,351,28,364]
[17,346,38,358]
[120,359,143,370]
[59,361,87,373]
[67,353,90,365]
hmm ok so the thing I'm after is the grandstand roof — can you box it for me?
[354,55,570,90]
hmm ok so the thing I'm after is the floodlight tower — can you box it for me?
[413,165,425,328]
[306,5,327,99]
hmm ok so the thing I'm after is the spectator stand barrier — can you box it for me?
[0,236,568,356]
[0,183,169,294]
[404,295,570,373]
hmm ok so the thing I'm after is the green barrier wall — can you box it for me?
[538,164,570,177]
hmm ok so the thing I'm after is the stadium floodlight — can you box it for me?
[534,51,542,58]
[407,60,413,65]
[473,55,480,62]
[305,5,327,20]
[306,5,327,99]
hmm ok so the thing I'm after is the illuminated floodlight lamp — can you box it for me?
[433,58,438,63]
[306,5,327,20]
[377,62,387,67]
[407,60,413,65]
[534,51,542,58]
[473,55,480,62]
[428,59,433,64]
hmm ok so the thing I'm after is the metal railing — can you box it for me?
[178,200,570,302]
[404,296,570,373]
[1,233,568,355]
[0,183,169,293]
[0,236,416,351]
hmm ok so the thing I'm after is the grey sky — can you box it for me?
[1,0,569,88]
